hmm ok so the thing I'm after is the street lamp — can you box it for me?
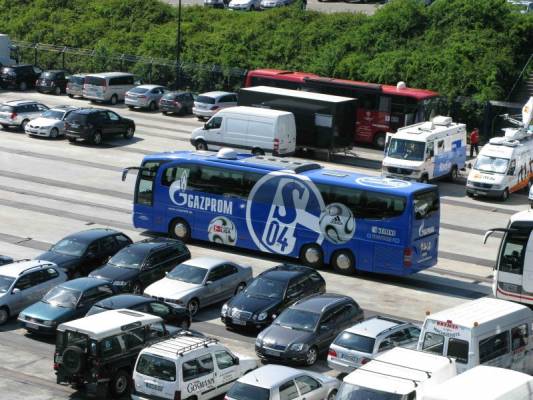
[175,0,182,90]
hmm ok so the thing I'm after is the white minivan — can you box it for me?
[418,297,533,374]
[190,106,296,156]
[83,72,135,104]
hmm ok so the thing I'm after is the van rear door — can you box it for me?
[133,353,177,399]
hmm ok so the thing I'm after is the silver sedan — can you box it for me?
[125,84,167,111]
[25,106,78,138]
[143,257,253,316]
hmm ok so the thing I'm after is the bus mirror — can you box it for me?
[483,230,495,244]
[121,169,129,181]
[483,228,510,244]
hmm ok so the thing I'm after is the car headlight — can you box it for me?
[290,343,306,352]
[255,337,262,347]
[113,280,130,287]
[42,320,56,327]
[256,312,268,321]
[221,304,228,316]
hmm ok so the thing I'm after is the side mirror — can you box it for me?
[205,280,213,286]
[320,324,328,332]
[86,252,96,259]
[203,123,208,130]
[77,302,86,309]
[233,357,240,365]
[12,288,20,295]
[508,168,516,176]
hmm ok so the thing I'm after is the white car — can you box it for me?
[226,364,340,400]
[192,91,238,120]
[143,257,252,316]
[25,106,78,138]
[229,0,261,10]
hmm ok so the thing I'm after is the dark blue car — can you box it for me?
[18,277,116,334]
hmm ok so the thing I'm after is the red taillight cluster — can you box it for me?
[403,247,413,267]
[53,363,59,370]
[10,112,17,120]
[361,357,370,365]
[328,349,337,358]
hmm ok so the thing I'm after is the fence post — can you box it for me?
[149,59,153,84]
[62,47,66,70]
[34,44,38,66]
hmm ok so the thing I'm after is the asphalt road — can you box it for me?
[0,89,526,399]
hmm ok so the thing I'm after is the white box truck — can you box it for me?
[335,347,457,400]
[382,116,467,183]
[422,365,533,400]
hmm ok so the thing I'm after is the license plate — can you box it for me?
[232,318,246,326]
[145,382,163,391]
[341,353,357,362]
[264,349,280,357]
[476,191,487,195]
[26,322,39,330]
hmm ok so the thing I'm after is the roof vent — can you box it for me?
[216,148,238,160]
[432,116,453,126]
[396,81,407,90]
[489,137,507,145]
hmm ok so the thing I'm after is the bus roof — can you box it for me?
[248,69,438,100]
[510,209,533,224]
[242,85,355,103]
[143,151,433,196]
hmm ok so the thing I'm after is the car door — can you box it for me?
[203,265,227,305]
[278,379,299,400]
[77,284,115,316]
[106,111,124,134]
[139,252,163,288]
[316,306,342,351]
[218,264,240,300]
[213,350,241,396]
[80,241,103,275]
[204,116,223,146]
[182,353,217,399]
[10,272,40,313]
[294,375,325,400]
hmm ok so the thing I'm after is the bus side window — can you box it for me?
[378,95,390,113]
[479,331,509,363]
[499,229,529,274]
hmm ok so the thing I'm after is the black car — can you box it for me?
[255,293,364,366]
[0,255,13,266]
[88,238,191,294]
[64,108,135,145]
[36,69,68,95]
[36,229,132,278]
[0,64,42,91]
[221,264,326,331]
[159,91,196,115]
[86,294,191,329]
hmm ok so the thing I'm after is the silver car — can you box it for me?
[193,91,238,120]
[0,260,67,325]
[229,0,261,10]
[125,84,167,111]
[25,106,79,138]
[144,257,253,316]
[226,364,340,400]
[327,315,421,373]
[0,100,49,131]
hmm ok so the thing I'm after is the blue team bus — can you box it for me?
[122,148,440,276]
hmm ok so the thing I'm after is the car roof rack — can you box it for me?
[20,261,55,275]
[149,336,219,357]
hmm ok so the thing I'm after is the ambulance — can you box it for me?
[466,97,533,201]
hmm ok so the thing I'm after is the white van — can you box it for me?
[336,347,456,400]
[83,72,135,105]
[466,96,533,201]
[190,106,296,156]
[422,365,533,400]
[418,297,533,374]
[383,116,467,183]
[132,335,259,400]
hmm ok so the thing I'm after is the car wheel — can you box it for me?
[67,137,77,143]
[132,282,143,295]
[50,128,59,139]
[187,298,200,317]
[449,166,458,182]
[0,307,9,325]
[305,346,318,366]
[170,218,191,242]
[501,188,509,202]
[327,391,338,400]
[300,244,324,268]
[331,249,356,275]
[195,140,208,151]
[373,132,386,149]
[68,94,74,98]
[162,111,168,115]
[62,346,85,374]
[235,282,246,295]
[110,94,118,105]
[124,126,135,139]
[149,101,157,111]
[1,124,8,130]
[127,105,134,110]
[111,369,130,397]
[54,86,61,95]
[19,81,27,91]
[92,131,103,145]
[180,319,191,330]
[20,119,29,131]
[252,148,265,156]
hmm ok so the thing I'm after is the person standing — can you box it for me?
[470,127,479,158]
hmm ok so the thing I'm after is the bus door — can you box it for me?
[132,161,164,231]
[411,189,439,270]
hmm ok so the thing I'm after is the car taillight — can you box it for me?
[10,112,17,120]
[174,391,181,400]
[328,349,337,358]
[210,105,219,110]
[361,357,370,365]
[273,138,280,152]
[403,247,413,267]
[53,363,59,370]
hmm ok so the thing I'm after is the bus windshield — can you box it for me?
[473,155,509,174]
[387,139,426,161]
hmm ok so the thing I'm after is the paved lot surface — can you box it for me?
[0,89,526,399]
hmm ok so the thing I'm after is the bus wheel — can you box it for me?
[331,250,355,275]
[373,133,386,149]
[300,244,324,269]
[170,218,191,242]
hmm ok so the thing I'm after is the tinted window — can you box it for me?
[69,76,85,85]
[334,332,375,353]
[246,276,285,299]
[275,309,320,332]
[205,116,222,130]
[215,350,236,369]
[499,228,529,274]
[136,161,161,206]
[100,236,117,253]
[124,327,145,350]
[130,87,149,94]
[85,76,106,86]
[65,112,88,124]
[14,274,33,290]
[42,72,56,79]
[447,338,469,363]
[227,382,270,400]
[479,332,509,363]
[99,335,122,357]
[82,285,114,303]
[414,189,439,220]
[196,96,215,104]
[136,354,176,381]
[182,354,214,381]
[115,234,131,247]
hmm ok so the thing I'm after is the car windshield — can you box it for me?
[274,309,320,332]
[387,139,426,161]
[473,155,509,174]
[336,383,406,400]
[42,286,81,308]
[196,95,215,104]
[41,110,65,120]
[163,93,177,100]
[130,87,149,94]
[167,263,207,284]
[334,332,376,353]
[69,76,84,84]
[245,277,285,299]
[107,247,147,269]
[227,382,270,400]
[136,354,176,381]
[42,72,56,79]
[0,275,15,293]
[50,238,88,257]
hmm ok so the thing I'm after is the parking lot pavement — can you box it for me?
[0,89,528,398]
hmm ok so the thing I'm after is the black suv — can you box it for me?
[0,64,42,91]
[221,264,326,331]
[64,108,135,145]
[256,293,364,366]
[89,238,191,294]
[36,229,132,278]
[36,69,68,95]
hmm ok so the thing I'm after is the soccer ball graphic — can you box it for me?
[319,203,355,244]
[208,216,237,246]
